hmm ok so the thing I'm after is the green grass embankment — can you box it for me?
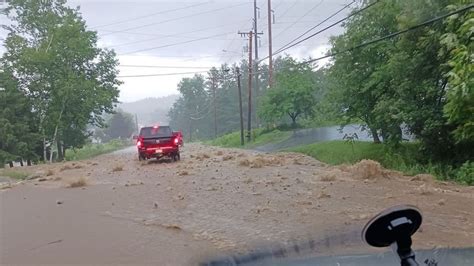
[65,139,131,161]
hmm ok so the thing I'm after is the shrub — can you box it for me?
[455,161,474,185]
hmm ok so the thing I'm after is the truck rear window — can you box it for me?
[140,126,172,138]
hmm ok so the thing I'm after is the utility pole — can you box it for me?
[247,31,253,142]
[212,76,217,138]
[238,30,256,142]
[253,0,260,116]
[236,67,244,146]
[267,0,274,87]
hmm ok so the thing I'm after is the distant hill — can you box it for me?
[118,95,179,126]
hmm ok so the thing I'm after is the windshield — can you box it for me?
[1,0,473,265]
[140,126,172,138]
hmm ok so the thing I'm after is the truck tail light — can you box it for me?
[136,140,142,148]
[174,138,179,145]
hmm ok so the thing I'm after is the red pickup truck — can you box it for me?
[136,125,182,161]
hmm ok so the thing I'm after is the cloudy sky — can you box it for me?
[0,0,352,102]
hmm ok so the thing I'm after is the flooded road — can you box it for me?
[1,144,473,265]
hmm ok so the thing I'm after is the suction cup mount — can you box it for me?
[362,205,423,266]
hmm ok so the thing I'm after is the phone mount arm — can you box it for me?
[362,205,422,266]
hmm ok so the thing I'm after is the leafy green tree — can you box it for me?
[0,68,41,166]
[440,3,474,143]
[259,57,320,128]
[169,74,209,140]
[328,0,400,143]
[329,0,473,163]
[1,0,121,162]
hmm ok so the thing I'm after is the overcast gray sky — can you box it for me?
[0,0,352,102]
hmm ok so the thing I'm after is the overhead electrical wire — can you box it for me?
[100,2,252,37]
[107,19,250,49]
[271,0,325,41]
[119,32,233,55]
[118,70,208,78]
[274,0,355,55]
[90,2,210,29]
[119,65,213,69]
[117,4,474,79]
[300,3,474,65]
[259,0,378,62]
[218,18,253,63]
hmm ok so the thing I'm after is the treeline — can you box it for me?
[169,0,472,170]
[0,0,121,165]
[168,57,329,140]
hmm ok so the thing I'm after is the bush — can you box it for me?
[455,161,474,185]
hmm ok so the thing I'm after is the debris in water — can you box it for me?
[222,155,234,161]
[317,190,331,199]
[350,160,386,180]
[178,171,189,176]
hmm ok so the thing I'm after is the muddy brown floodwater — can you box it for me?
[1,144,473,265]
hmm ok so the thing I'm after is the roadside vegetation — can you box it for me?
[64,140,131,161]
[208,129,291,148]
[0,169,29,180]
[289,141,473,185]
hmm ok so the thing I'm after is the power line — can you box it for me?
[90,2,210,29]
[274,0,355,55]
[119,32,233,55]
[301,3,474,65]
[106,19,250,49]
[118,71,208,78]
[259,0,378,62]
[119,65,213,69]
[100,2,252,37]
[272,0,325,41]
[218,18,252,63]
[259,0,300,48]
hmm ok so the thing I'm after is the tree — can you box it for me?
[103,110,135,140]
[328,0,473,162]
[328,0,400,143]
[169,74,209,141]
[259,56,320,127]
[1,0,121,162]
[440,3,474,143]
[0,68,41,166]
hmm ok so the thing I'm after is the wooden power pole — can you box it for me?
[236,67,244,146]
[211,76,217,138]
[267,0,274,87]
[238,30,255,142]
[253,0,260,117]
[247,31,253,142]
